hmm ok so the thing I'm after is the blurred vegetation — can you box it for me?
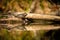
[0,0,33,12]
[0,29,60,40]
[0,29,33,40]
[0,0,60,14]
[0,29,47,40]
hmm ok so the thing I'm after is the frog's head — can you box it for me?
[12,12,27,18]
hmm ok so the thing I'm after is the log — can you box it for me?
[12,12,60,21]
[25,13,60,21]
